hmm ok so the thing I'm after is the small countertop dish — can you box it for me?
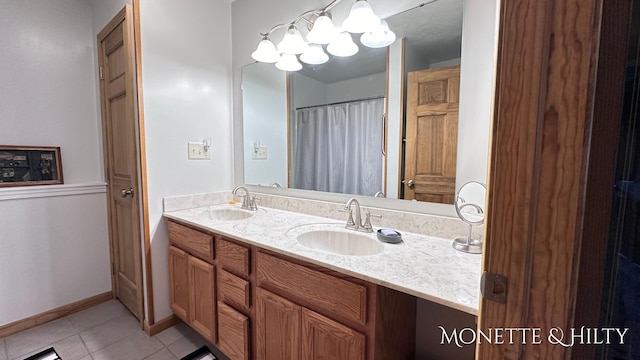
[164,203,481,315]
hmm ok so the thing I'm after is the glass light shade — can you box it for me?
[327,32,359,57]
[307,14,338,45]
[342,0,380,34]
[360,20,396,48]
[251,37,281,63]
[277,25,309,55]
[300,44,329,65]
[275,53,303,71]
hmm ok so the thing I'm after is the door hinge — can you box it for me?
[99,66,104,80]
[480,271,508,304]
[111,263,115,275]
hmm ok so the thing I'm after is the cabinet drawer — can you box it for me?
[256,252,367,325]
[217,238,250,277]
[218,302,250,360]
[218,269,250,313]
[168,221,213,261]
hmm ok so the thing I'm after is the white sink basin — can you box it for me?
[197,208,253,221]
[297,230,384,256]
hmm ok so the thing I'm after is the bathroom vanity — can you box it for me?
[164,196,480,360]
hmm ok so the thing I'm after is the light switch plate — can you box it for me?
[188,142,210,160]
[252,145,268,160]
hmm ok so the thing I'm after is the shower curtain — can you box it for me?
[292,98,384,196]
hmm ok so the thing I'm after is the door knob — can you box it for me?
[120,188,134,198]
[407,179,415,188]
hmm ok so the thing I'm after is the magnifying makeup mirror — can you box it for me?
[453,181,486,254]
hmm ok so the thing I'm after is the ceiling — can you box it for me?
[298,0,463,83]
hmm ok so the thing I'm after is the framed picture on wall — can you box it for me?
[0,146,63,187]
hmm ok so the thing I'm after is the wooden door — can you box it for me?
[403,66,460,204]
[256,288,301,360]
[476,0,624,358]
[97,6,144,320]
[189,256,216,342]
[168,246,189,321]
[301,308,365,360]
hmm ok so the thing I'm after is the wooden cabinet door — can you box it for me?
[168,246,189,321]
[301,308,365,360]
[218,302,250,360]
[256,288,301,360]
[189,256,216,342]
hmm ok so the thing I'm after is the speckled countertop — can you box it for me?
[164,203,481,315]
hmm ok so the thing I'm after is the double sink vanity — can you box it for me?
[163,190,481,360]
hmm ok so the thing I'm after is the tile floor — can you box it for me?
[0,300,217,360]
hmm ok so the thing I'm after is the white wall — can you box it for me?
[1,0,103,184]
[430,58,462,69]
[291,73,327,109]
[386,39,404,199]
[90,0,132,36]
[326,72,386,104]
[0,0,111,326]
[456,0,498,192]
[140,0,233,321]
[0,190,111,326]
[242,63,288,186]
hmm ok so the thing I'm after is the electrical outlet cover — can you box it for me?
[188,142,210,160]
[252,145,268,160]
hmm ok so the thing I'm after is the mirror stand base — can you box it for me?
[452,238,483,254]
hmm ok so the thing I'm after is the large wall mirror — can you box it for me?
[241,0,497,212]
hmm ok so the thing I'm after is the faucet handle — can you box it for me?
[248,196,259,211]
[363,210,382,232]
[339,208,356,228]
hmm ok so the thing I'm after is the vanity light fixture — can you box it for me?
[300,44,330,65]
[327,31,359,57]
[342,0,381,33]
[277,25,309,55]
[360,20,396,48]
[306,11,338,44]
[251,36,281,63]
[251,0,392,72]
[276,53,303,71]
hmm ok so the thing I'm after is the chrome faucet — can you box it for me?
[232,186,258,211]
[374,191,385,198]
[342,198,381,233]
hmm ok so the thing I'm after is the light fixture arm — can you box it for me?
[259,0,346,37]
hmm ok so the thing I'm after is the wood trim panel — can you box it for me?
[131,0,154,326]
[478,0,603,358]
[143,315,180,336]
[0,292,112,338]
[168,221,214,262]
[572,1,630,358]
[383,47,390,195]
[256,252,367,326]
[217,237,250,277]
[372,285,416,359]
[397,38,406,199]
[286,72,292,189]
